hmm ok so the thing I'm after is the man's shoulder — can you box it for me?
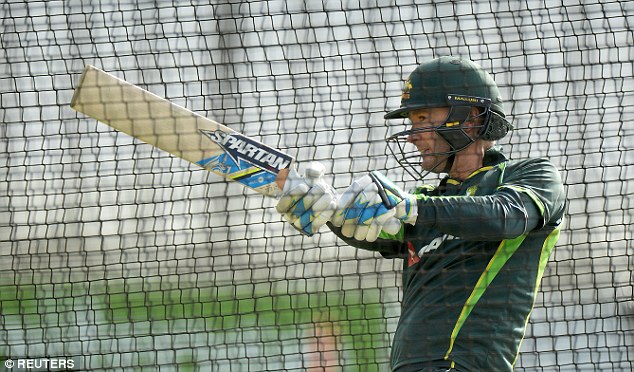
[504,156,562,176]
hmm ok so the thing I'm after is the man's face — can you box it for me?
[406,107,452,172]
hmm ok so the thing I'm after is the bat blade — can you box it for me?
[70,65,293,197]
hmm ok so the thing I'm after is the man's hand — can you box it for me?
[330,171,418,242]
[276,162,337,236]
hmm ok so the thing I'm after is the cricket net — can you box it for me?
[1,1,633,371]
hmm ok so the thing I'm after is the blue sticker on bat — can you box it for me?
[196,152,280,191]
[198,129,292,174]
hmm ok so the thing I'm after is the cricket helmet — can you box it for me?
[385,57,513,178]
[385,56,507,122]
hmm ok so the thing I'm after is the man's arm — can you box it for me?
[415,191,542,241]
[415,158,565,241]
[327,158,565,244]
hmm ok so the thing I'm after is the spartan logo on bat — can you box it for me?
[200,129,292,172]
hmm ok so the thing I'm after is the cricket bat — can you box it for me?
[70,65,295,197]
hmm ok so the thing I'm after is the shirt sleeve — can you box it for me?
[499,158,566,228]
[414,158,566,241]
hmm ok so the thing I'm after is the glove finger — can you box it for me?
[340,219,357,238]
[381,217,402,235]
[285,183,330,223]
[353,223,371,241]
[276,183,311,214]
[292,189,336,234]
[331,175,373,226]
[357,186,383,226]
[374,203,396,225]
[357,192,385,242]
[339,203,368,236]
[304,199,337,234]
[342,181,379,224]
[349,190,380,241]
[298,183,330,212]
[331,187,361,227]
[309,184,336,211]
[395,197,417,223]
[311,189,338,219]
[292,213,313,234]
[365,219,382,242]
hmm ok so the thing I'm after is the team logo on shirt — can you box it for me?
[407,242,419,267]
[407,234,457,267]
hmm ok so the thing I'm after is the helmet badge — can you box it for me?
[401,79,412,100]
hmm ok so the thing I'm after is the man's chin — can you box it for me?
[421,158,448,174]
[422,168,442,175]
[407,157,449,179]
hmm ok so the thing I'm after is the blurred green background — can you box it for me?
[1,279,392,371]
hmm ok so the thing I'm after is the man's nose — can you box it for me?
[407,131,418,143]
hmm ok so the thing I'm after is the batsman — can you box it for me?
[276,56,566,371]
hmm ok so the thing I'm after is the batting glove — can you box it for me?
[276,162,337,236]
[330,171,418,242]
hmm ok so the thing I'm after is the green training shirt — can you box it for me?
[328,148,566,371]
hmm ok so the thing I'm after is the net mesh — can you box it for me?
[2,0,633,370]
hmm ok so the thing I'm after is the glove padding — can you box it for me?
[331,171,418,242]
[276,162,337,236]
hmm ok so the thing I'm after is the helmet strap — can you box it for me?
[436,105,476,151]
[442,153,455,173]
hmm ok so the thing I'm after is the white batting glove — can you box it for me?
[331,171,418,242]
[276,162,337,236]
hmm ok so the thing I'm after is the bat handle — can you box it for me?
[275,168,290,191]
